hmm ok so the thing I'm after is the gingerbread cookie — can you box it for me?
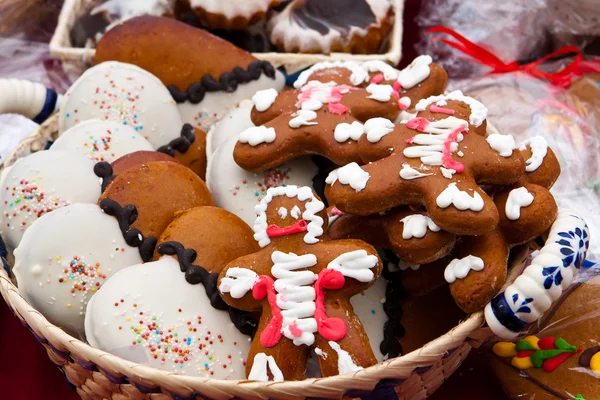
[180,0,279,29]
[157,124,208,179]
[268,0,393,54]
[234,78,401,171]
[325,91,526,236]
[109,151,179,176]
[217,185,382,380]
[99,161,214,261]
[327,206,456,265]
[488,271,600,399]
[95,16,285,130]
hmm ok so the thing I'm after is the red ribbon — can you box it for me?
[266,220,308,238]
[426,26,584,88]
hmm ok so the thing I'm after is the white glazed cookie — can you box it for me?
[206,99,254,158]
[206,135,318,226]
[177,71,285,132]
[349,275,387,362]
[12,204,143,338]
[85,256,251,378]
[58,61,183,149]
[0,150,102,250]
[52,119,154,162]
[183,0,280,29]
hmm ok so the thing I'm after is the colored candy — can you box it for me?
[493,341,517,358]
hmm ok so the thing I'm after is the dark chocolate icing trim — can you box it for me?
[157,123,196,157]
[578,346,600,368]
[379,250,407,359]
[94,161,115,193]
[167,60,276,104]
[157,241,258,337]
[99,198,157,262]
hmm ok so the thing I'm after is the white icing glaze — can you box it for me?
[58,61,183,149]
[362,60,400,81]
[239,126,276,146]
[444,255,485,283]
[289,109,318,128]
[349,276,387,361]
[296,80,351,112]
[457,150,464,157]
[0,150,102,250]
[178,72,286,131]
[291,205,302,219]
[486,133,516,157]
[519,136,548,172]
[399,163,432,180]
[253,186,324,247]
[248,353,284,382]
[272,251,319,346]
[327,250,377,282]
[278,207,288,218]
[364,118,394,143]
[13,204,142,338]
[398,261,420,271]
[252,88,279,112]
[314,347,327,359]
[206,136,317,227]
[334,121,364,143]
[92,0,173,20]
[505,187,534,220]
[293,61,369,88]
[189,0,274,19]
[52,119,154,162]
[328,341,364,374]
[219,267,259,299]
[415,90,488,127]
[400,214,441,239]
[325,163,370,192]
[396,55,433,89]
[403,116,468,166]
[206,99,254,156]
[436,183,484,211]
[84,256,250,378]
[366,84,394,102]
[440,167,456,179]
[399,96,411,109]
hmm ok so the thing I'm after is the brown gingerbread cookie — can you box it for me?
[158,125,208,179]
[327,206,456,264]
[325,91,526,236]
[488,272,600,399]
[217,185,382,381]
[110,151,179,176]
[99,161,214,261]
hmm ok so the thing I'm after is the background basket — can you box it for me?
[50,0,405,74]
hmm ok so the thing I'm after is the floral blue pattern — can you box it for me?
[556,216,590,270]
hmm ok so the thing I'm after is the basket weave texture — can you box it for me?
[0,114,489,400]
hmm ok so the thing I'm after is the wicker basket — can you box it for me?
[0,80,584,400]
[50,0,404,74]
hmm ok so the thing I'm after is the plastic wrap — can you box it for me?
[416,0,550,78]
[547,0,600,37]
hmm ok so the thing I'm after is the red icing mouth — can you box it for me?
[266,220,308,238]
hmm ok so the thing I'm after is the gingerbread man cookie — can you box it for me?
[217,186,382,381]
[327,206,456,265]
[325,91,526,236]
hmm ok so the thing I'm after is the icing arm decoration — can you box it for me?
[219,268,259,298]
[326,250,377,282]
[252,275,283,347]
[248,353,284,382]
[314,269,347,341]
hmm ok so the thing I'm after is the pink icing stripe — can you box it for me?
[405,137,415,144]
[328,103,348,114]
[314,269,347,342]
[430,105,456,115]
[393,81,401,92]
[441,125,466,173]
[406,117,429,132]
[370,73,384,84]
[331,207,344,216]
[252,275,283,348]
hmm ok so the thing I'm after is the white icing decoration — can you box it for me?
[272,251,318,346]
[289,109,318,128]
[334,121,364,143]
[366,84,394,102]
[314,348,328,359]
[218,267,259,299]
[364,118,395,143]
[293,62,369,88]
[519,136,549,172]
[400,214,441,239]
[444,255,485,283]
[253,186,324,247]
[440,167,456,179]
[399,96,411,109]
[327,250,377,282]
[436,99,447,106]
[13,204,142,339]
[295,80,349,112]
[398,262,420,271]
[457,151,464,157]
[328,341,364,374]
[361,60,400,81]
[93,0,173,21]
[505,187,534,220]
[189,0,274,20]
[436,183,484,211]
[396,55,433,89]
[399,163,432,180]
[278,207,288,218]
[239,126,276,146]
[403,116,467,166]
[291,205,302,220]
[415,90,488,127]
[486,134,516,157]
[248,353,284,382]
[325,163,370,192]
[252,88,279,112]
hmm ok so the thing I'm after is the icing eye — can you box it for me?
[290,205,302,219]
[277,207,288,219]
